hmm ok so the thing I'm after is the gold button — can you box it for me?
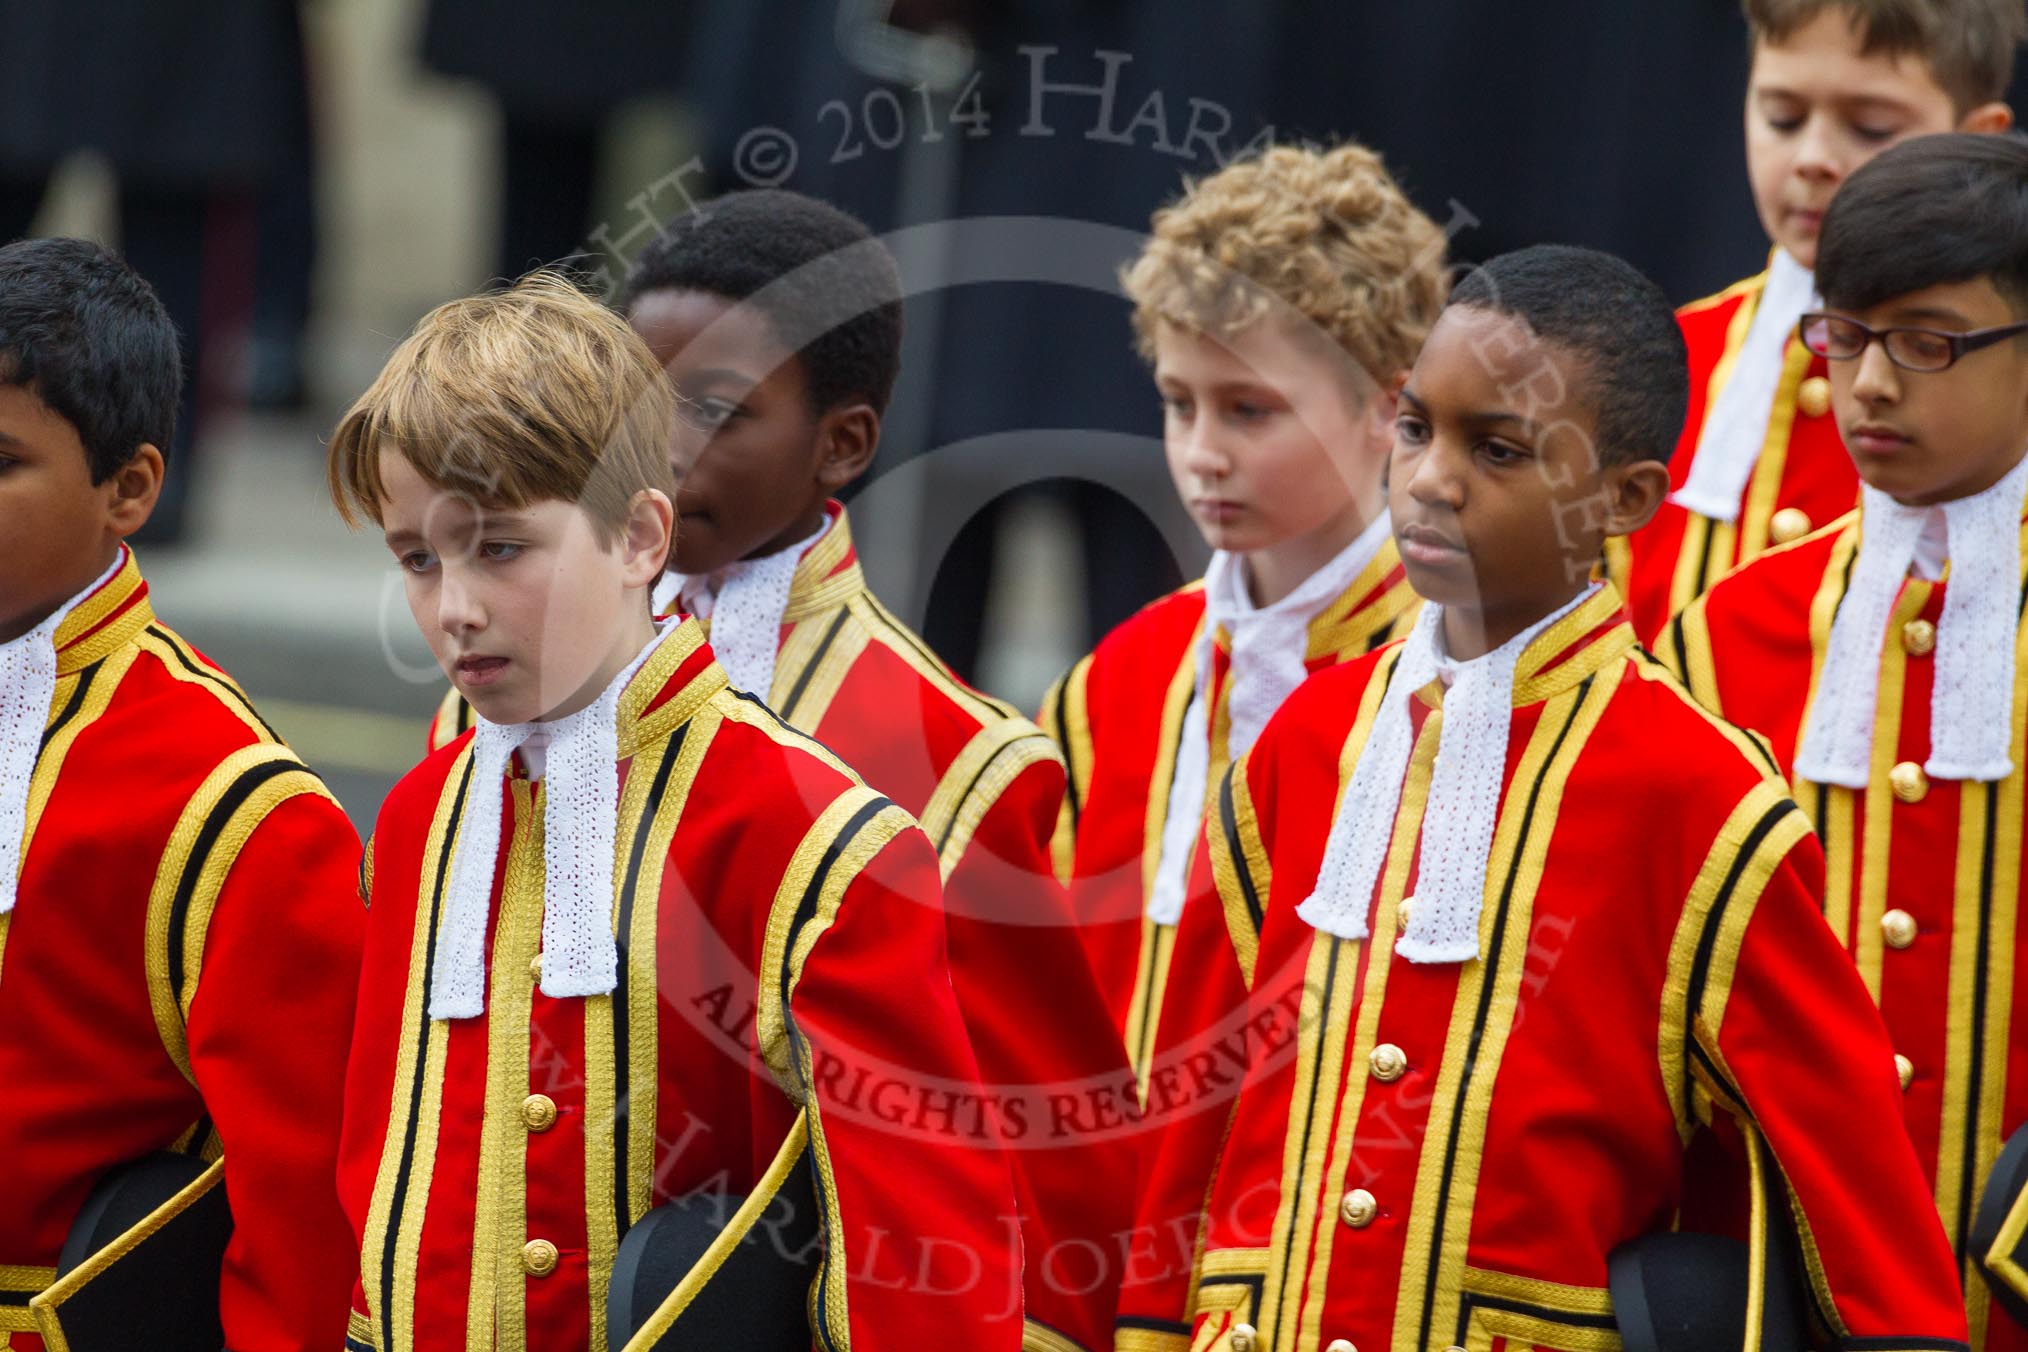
[1797,375,1833,419]
[1902,619,1937,656]
[1881,909,1918,950]
[522,1238,559,1276]
[1229,1324,1259,1352]
[1770,507,1813,545]
[1338,1188,1378,1228]
[1896,1053,1916,1091]
[1369,1043,1408,1083]
[530,953,543,981]
[1397,898,1414,928]
[1889,761,1928,803]
[522,1094,559,1132]
[1326,1341,1357,1352]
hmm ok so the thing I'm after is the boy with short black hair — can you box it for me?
[613,189,1129,1352]
[1671,131,2028,1348]
[0,236,364,1351]
[1117,244,1966,1349]
[1615,0,2020,642]
[330,270,1023,1352]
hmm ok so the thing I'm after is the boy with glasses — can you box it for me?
[1670,131,2028,1348]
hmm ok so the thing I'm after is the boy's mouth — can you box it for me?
[1850,422,1913,458]
[455,654,511,687]
[1397,521,1467,566]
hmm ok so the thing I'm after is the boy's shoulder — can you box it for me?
[100,617,301,787]
[1085,579,1209,681]
[1676,265,1771,365]
[842,589,1039,742]
[1692,508,1859,634]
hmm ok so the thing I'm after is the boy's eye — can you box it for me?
[1851,122,1901,143]
[695,397,742,429]
[1231,401,1275,423]
[1480,440,1529,466]
[1765,114,1804,134]
[399,550,438,574]
[479,541,524,562]
[1161,394,1193,418]
[1395,415,1431,444]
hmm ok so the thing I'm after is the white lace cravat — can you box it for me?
[667,518,831,700]
[1297,586,1600,962]
[1795,453,2028,789]
[1,551,125,916]
[430,623,676,1019]
[1669,250,1818,524]
[1145,513,1393,926]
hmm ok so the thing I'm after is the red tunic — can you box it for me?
[1613,264,1859,643]
[1671,508,2028,1350]
[346,619,1025,1352]
[1120,586,1966,1351]
[1038,543,1419,1087]
[1,549,365,1352]
[432,505,1128,1349]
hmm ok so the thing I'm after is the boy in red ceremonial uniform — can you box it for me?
[1118,245,1968,1351]
[428,189,1131,1349]
[1039,143,1444,1088]
[1670,133,2028,1350]
[0,238,364,1350]
[329,273,1022,1352]
[1614,0,2018,642]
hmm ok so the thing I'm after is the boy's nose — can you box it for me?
[1850,342,1902,405]
[1179,422,1232,483]
[437,567,487,636]
[1791,113,1842,182]
[1406,443,1466,509]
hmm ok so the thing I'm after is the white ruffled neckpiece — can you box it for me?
[1296,585,1600,962]
[0,550,125,917]
[1145,512,1392,926]
[1669,249,1817,524]
[664,516,832,700]
[430,621,678,1019]
[1795,452,2028,789]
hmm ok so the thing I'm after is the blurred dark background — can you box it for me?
[8,0,2018,826]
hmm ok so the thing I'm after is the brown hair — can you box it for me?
[1121,141,1448,388]
[1744,0,2027,111]
[327,271,679,543]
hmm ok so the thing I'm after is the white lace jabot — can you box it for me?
[430,622,679,1019]
[0,550,125,917]
[1296,586,1601,963]
[665,516,832,701]
[1795,452,2028,789]
[1669,249,1817,525]
[1145,513,1392,927]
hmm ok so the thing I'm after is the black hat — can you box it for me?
[606,1111,821,1352]
[1972,1121,2028,1323]
[35,1151,231,1352]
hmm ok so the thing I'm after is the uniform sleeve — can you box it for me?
[1115,746,1277,1351]
[182,778,366,1352]
[1689,786,1968,1346]
[1036,657,1094,886]
[779,796,1025,1348]
[940,741,1136,1352]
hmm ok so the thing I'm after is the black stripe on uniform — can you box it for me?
[378,758,473,1352]
[1680,799,1799,1115]
[1218,768,1264,939]
[165,758,301,1010]
[38,659,99,752]
[1416,676,1594,1350]
[612,726,687,1238]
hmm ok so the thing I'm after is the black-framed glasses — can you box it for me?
[1798,311,2028,373]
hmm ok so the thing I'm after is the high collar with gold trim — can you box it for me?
[54,547,153,676]
[612,618,730,761]
[780,500,867,626]
[1203,534,1420,663]
[1505,585,1635,707]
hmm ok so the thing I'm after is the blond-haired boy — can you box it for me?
[330,274,1023,1351]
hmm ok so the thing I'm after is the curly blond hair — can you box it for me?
[1123,142,1448,386]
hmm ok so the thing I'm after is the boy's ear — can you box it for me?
[1600,457,1672,538]
[620,488,676,586]
[815,402,881,492]
[105,446,165,540]
[1959,101,2015,135]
